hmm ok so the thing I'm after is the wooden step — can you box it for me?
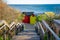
[12,30,40,40]
[12,23,40,40]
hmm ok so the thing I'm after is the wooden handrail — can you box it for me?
[0,21,17,32]
[53,19,60,29]
[0,20,23,31]
[38,22,45,35]
[0,20,23,40]
[53,19,60,25]
[42,20,60,40]
[0,20,15,26]
[9,22,16,28]
[0,25,6,30]
[17,23,22,25]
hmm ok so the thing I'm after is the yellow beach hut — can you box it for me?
[30,14,36,25]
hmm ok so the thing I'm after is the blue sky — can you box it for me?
[5,0,60,4]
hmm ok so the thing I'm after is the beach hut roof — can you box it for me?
[22,12,34,16]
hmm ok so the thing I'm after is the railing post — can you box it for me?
[15,25,18,35]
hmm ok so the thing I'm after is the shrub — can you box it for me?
[37,14,48,22]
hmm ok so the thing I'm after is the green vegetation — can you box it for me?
[37,14,48,22]
[0,36,3,40]
[44,33,48,40]
[18,13,25,22]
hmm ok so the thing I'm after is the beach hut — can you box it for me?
[22,12,34,23]
[30,14,36,24]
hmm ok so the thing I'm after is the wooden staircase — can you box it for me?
[1,20,60,40]
[12,23,40,40]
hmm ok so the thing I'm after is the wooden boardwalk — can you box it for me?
[12,23,40,40]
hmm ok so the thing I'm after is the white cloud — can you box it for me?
[6,0,60,4]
